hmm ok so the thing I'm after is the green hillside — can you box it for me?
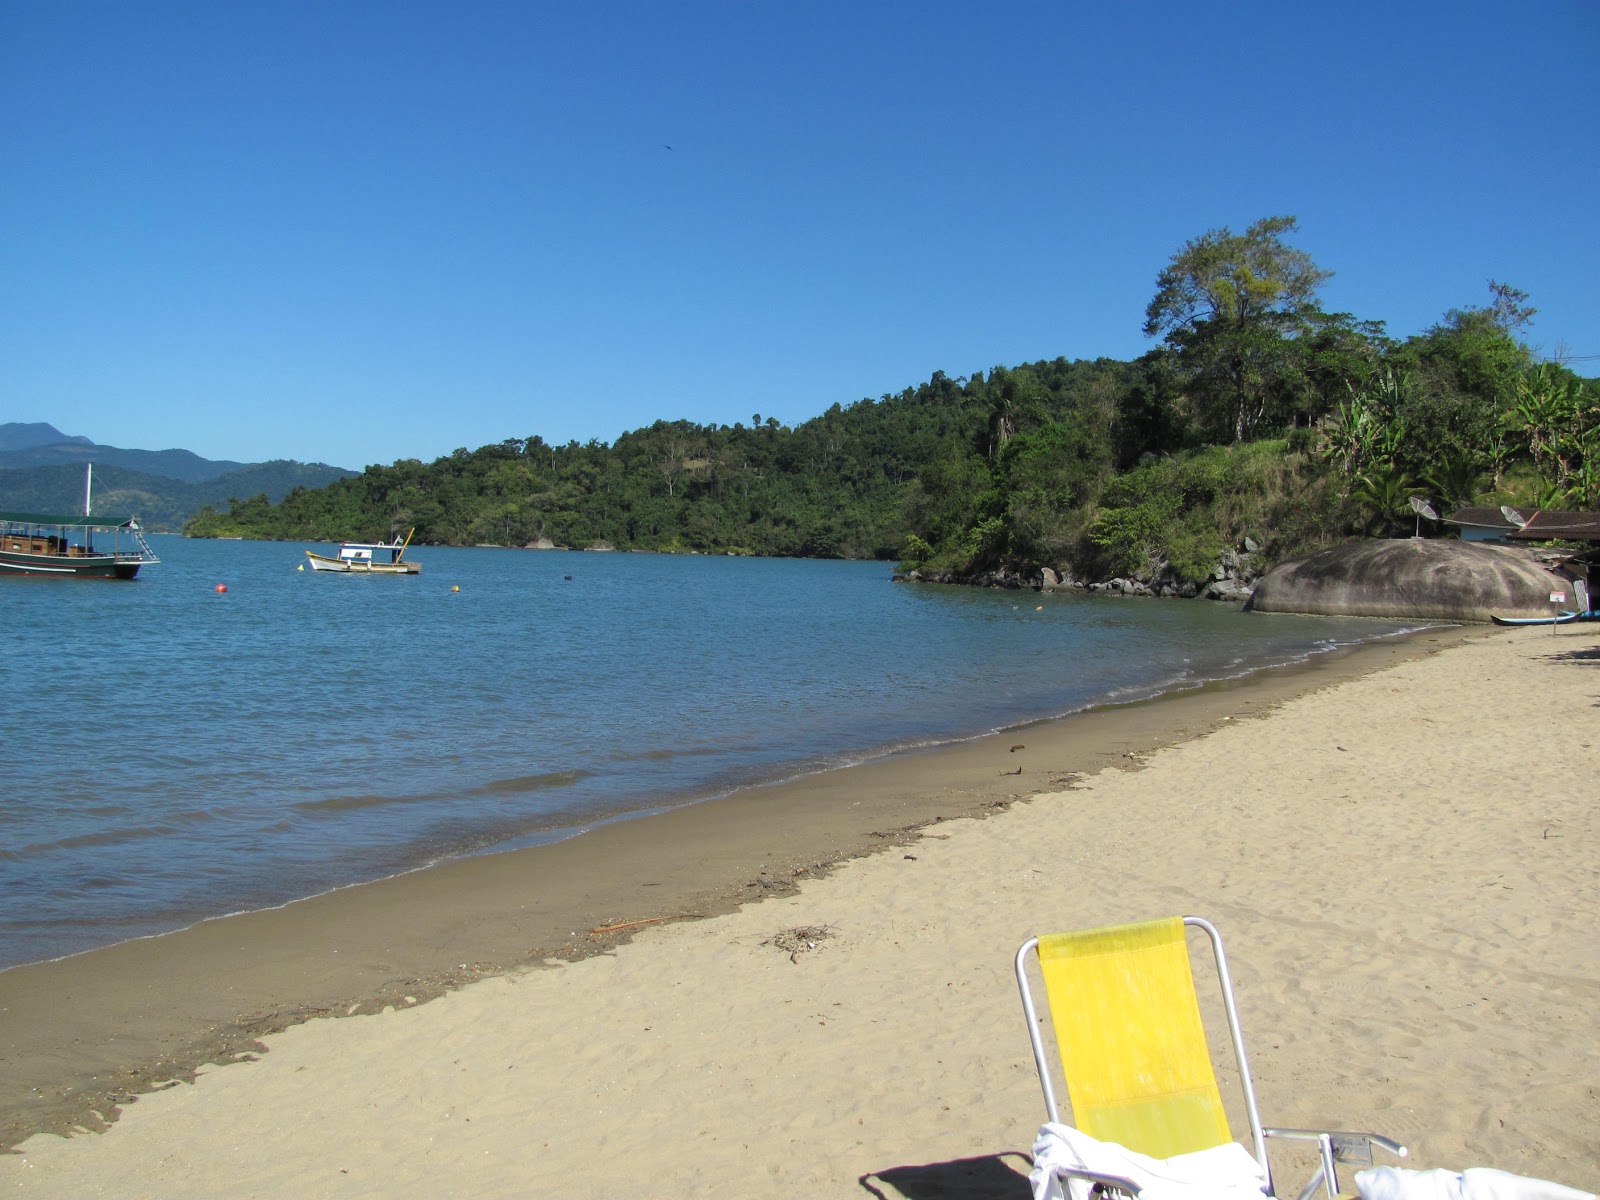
[184,218,1597,589]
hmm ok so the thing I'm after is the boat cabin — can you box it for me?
[337,540,409,565]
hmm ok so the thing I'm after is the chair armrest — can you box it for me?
[1047,1166,1145,1198]
[1264,1129,1406,1200]
[1263,1128,1408,1162]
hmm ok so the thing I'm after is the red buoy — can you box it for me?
[214,584,228,593]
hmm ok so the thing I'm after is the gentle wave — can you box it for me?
[474,770,592,795]
[608,745,737,763]
[294,769,593,814]
[14,824,186,857]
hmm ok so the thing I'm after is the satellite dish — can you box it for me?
[1500,505,1527,528]
[1408,496,1439,538]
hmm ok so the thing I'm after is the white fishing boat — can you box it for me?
[304,529,420,574]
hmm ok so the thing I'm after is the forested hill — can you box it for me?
[0,459,362,532]
[182,359,1146,559]
[184,369,990,558]
[184,217,1598,589]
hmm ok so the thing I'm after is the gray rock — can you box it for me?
[1246,539,1570,622]
[1204,579,1254,602]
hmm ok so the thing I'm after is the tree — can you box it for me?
[1144,215,1336,443]
[1389,283,1538,473]
[1323,369,1410,479]
[973,365,1047,461]
[1351,465,1417,537]
[1445,279,1537,336]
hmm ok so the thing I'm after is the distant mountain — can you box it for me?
[0,424,356,531]
[0,422,255,482]
[0,422,94,452]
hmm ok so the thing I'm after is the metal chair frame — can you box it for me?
[1015,916,1405,1200]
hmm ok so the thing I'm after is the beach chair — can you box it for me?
[1015,916,1406,1200]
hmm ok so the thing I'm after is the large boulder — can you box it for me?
[1245,539,1569,622]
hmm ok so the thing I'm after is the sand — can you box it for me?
[2,623,1596,1198]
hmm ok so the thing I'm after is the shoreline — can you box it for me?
[2,615,1442,978]
[0,622,1476,1151]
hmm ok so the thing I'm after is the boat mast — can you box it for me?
[82,463,96,553]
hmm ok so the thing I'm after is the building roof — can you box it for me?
[1445,507,1600,543]
[0,510,138,529]
[1445,506,1518,531]
[1509,510,1600,542]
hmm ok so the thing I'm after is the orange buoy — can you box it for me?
[214,584,228,593]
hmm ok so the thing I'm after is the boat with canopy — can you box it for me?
[0,511,160,579]
[0,465,160,579]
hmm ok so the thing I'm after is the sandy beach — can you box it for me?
[2,622,1596,1197]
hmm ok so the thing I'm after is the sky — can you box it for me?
[2,1,1596,471]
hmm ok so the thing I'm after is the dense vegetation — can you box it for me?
[186,217,1597,589]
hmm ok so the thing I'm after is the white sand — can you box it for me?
[5,626,1597,1198]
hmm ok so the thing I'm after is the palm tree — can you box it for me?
[1422,454,1486,516]
[1352,465,1416,537]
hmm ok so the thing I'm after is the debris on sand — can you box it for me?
[763,924,836,963]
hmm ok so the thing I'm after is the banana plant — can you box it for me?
[1515,365,1598,494]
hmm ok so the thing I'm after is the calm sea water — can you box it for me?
[1,537,1421,971]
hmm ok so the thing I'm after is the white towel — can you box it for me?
[1030,1123,1269,1200]
[1356,1166,1595,1200]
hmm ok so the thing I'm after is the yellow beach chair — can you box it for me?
[1015,916,1406,1200]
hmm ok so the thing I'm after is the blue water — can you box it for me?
[0,536,1421,971]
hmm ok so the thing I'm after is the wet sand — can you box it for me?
[5,622,1597,1198]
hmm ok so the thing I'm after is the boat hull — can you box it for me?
[1490,610,1593,626]
[0,550,142,579]
[304,551,420,575]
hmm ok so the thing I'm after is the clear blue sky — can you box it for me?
[3,1,1596,471]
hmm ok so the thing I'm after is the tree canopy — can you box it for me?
[1143,215,1331,341]
[1144,215,1368,444]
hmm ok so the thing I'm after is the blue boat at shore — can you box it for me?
[1491,609,1599,627]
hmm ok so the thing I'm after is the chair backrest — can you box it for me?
[1016,916,1268,1168]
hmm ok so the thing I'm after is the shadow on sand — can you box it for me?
[1538,642,1600,664]
[860,1152,1033,1199]
[1537,640,1600,700]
